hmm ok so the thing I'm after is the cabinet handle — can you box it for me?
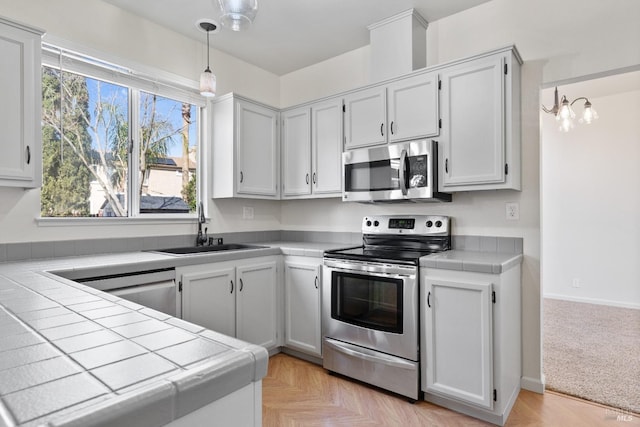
[445,159,449,174]
[312,172,316,184]
[306,173,309,184]
[427,291,431,308]
[390,121,394,135]
[314,276,318,289]
[380,123,384,137]
[230,280,234,294]
[240,171,244,183]
[239,278,244,292]
[26,146,31,165]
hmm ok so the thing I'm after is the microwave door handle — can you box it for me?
[399,149,408,196]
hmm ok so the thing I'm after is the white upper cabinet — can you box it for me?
[343,86,387,149]
[439,48,521,191]
[387,72,439,143]
[0,18,43,188]
[212,94,280,199]
[281,97,343,199]
[281,107,311,197]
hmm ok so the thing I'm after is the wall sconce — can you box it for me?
[542,87,598,132]
[198,21,217,97]
[217,0,258,31]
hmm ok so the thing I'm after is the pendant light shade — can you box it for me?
[199,21,217,97]
[217,0,258,31]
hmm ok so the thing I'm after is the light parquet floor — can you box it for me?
[263,354,640,427]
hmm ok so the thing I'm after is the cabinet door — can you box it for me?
[0,21,41,187]
[440,54,505,189]
[344,86,386,149]
[387,72,439,143]
[423,278,493,409]
[284,260,321,356]
[236,260,278,349]
[181,267,236,337]
[311,98,343,196]
[236,100,279,196]
[281,107,311,197]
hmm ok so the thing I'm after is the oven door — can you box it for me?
[322,258,418,361]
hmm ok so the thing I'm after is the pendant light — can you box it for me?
[217,0,258,31]
[199,21,217,97]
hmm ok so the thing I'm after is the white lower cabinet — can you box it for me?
[284,257,322,357]
[178,256,279,350]
[421,265,521,426]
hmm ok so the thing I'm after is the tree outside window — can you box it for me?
[41,66,199,217]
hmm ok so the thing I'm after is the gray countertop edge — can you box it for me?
[420,250,523,274]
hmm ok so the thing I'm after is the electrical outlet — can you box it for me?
[506,202,520,220]
[242,206,254,220]
[572,278,581,288]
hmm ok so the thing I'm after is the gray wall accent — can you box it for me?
[0,232,523,262]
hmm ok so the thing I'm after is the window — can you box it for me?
[40,45,204,218]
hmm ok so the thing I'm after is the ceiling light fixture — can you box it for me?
[542,87,598,132]
[199,21,217,97]
[217,0,258,31]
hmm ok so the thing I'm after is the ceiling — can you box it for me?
[100,0,491,76]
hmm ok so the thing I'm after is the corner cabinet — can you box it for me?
[439,47,522,191]
[0,18,44,188]
[212,94,280,199]
[281,98,343,199]
[178,256,280,350]
[284,256,322,357]
[421,265,521,426]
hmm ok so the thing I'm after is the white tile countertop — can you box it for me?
[420,250,523,274]
[0,249,286,427]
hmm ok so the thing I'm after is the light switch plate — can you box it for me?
[243,206,254,220]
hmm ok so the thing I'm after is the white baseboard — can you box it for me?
[521,376,545,394]
[543,293,640,310]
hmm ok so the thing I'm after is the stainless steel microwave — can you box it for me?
[342,140,451,203]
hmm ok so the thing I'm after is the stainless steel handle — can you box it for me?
[399,149,408,196]
[312,172,316,184]
[314,276,318,289]
[230,280,234,294]
[306,173,309,184]
[380,123,384,137]
[240,171,244,183]
[26,146,31,165]
[324,338,416,370]
[390,121,394,135]
[427,291,431,308]
[324,258,417,277]
[239,278,244,292]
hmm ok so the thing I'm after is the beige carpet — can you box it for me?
[543,298,640,414]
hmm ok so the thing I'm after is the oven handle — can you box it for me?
[324,258,416,277]
[324,338,416,370]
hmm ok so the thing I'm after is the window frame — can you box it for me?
[38,39,208,223]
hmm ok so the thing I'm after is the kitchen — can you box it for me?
[0,0,638,426]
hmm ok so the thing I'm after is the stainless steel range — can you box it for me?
[322,215,451,401]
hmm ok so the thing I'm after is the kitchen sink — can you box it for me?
[154,243,267,255]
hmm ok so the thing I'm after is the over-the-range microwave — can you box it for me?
[342,140,451,203]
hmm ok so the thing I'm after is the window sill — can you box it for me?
[36,215,201,227]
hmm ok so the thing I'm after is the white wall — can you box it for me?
[542,85,640,309]
[0,0,281,243]
[278,0,640,392]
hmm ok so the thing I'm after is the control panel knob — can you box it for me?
[426,221,433,227]
[374,220,379,227]
[435,220,443,228]
[366,220,372,227]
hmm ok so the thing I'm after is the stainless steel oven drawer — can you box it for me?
[323,337,419,400]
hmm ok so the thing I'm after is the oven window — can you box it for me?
[331,271,403,333]
[344,159,401,192]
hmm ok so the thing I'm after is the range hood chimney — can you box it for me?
[367,9,428,83]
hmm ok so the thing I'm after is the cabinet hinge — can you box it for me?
[504,64,508,75]
[178,281,183,292]
[438,79,441,90]
[438,118,442,129]
[505,163,509,175]
[492,291,496,304]
[493,389,497,402]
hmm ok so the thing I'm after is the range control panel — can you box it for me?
[362,215,450,236]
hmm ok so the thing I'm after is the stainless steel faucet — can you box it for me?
[196,202,208,246]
